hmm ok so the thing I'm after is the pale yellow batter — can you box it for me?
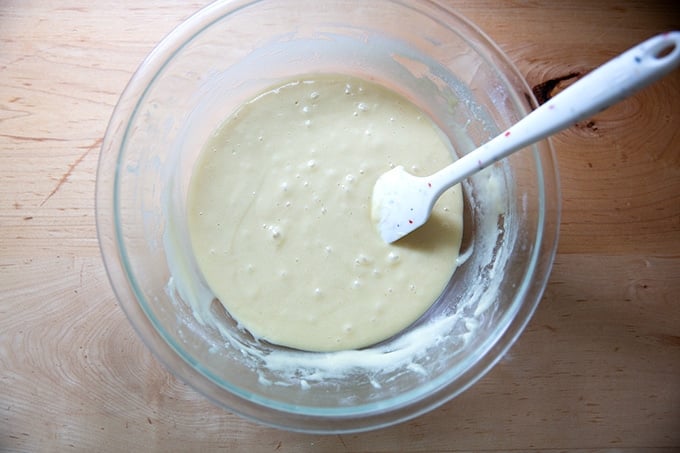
[187,75,463,352]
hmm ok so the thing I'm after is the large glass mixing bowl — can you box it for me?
[96,0,560,433]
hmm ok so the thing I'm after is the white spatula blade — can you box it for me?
[371,166,434,243]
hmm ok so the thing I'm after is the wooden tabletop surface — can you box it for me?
[2,1,679,451]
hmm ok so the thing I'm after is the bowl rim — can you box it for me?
[96,0,561,433]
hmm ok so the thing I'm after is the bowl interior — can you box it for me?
[97,0,559,433]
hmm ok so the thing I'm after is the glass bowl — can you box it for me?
[96,0,560,433]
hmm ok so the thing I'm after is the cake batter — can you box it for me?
[187,75,463,351]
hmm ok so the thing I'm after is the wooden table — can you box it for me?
[2,1,679,451]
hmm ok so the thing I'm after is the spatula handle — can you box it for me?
[431,31,680,195]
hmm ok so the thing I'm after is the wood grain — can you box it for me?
[1,1,679,451]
